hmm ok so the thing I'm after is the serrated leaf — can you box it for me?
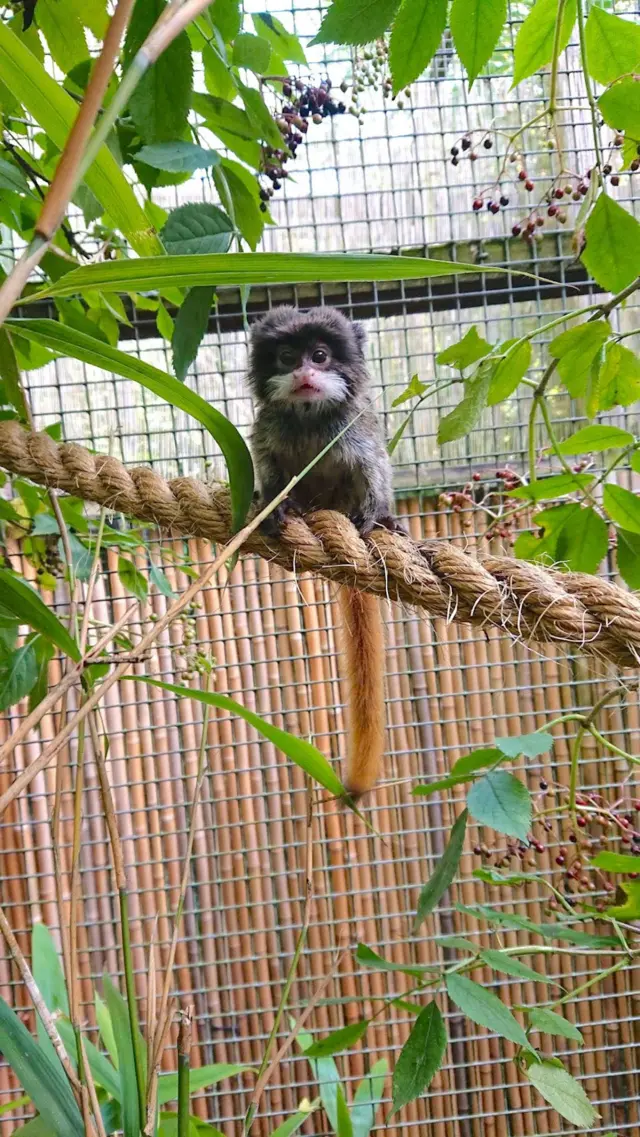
[211,0,241,41]
[494,731,553,758]
[0,997,84,1137]
[0,327,28,420]
[585,6,640,85]
[480,950,559,987]
[415,809,467,928]
[117,557,148,602]
[527,1061,598,1128]
[591,850,640,872]
[161,203,235,256]
[392,374,427,406]
[437,326,492,369]
[450,0,507,86]
[451,747,506,776]
[582,195,640,294]
[233,33,271,73]
[549,320,610,397]
[507,472,595,502]
[556,425,635,455]
[467,771,531,841]
[135,142,220,174]
[437,363,492,445]
[192,92,262,168]
[313,0,401,46]
[528,1008,583,1043]
[252,13,307,64]
[203,43,236,101]
[598,77,640,145]
[446,973,534,1053]
[554,505,608,574]
[351,1060,387,1137]
[606,880,640,919]
[124,0,193,144]
[604,484,640,534]
[172,286,214,382]
[513,0,576,86]
[214,158,266,250]
[36,0,88,73]
[355,943,439,977]
[389,0,448,93]
[487,338,531,405]
[599,343,640,410]
[391,1002,446,1114]
[0,569,79,660]
[304,1021,368,1059]
[157,1063,254,1105]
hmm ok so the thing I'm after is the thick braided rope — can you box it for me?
[1,420,639,668]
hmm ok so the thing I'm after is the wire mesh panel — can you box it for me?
[1,2,639,1136]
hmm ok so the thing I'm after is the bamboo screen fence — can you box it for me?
[1,1,640,1135]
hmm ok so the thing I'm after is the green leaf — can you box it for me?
[95,992,118,1070]
[135,142,220,174]
[124,0,193,144]
[161,203,235,256]
[355,943,439,977]
[351,1060,387,1137]
[512,0,576,86]
[192,93,262,167]
[604,483,640,534]
[591,850,640,873]
[451,747,506,776]
[415,809,467,929]
[314,0,401,45]
[450,0,507,86]
[446,974,534,1054]
[172,286,214,382]
[31,924,69,1064]
[507,472,595,502]
[103,976,145,1137]
[437,363,492,445]
[117,557,148,602]
[0,328,28,420]
[211,0,241,41]
[36,0,88,73]
[252,14,307,64]
[157,1064,254,1105]
[556,424,634,455]
[238,82,284,148]
[0,569,80,660]
[557,505,609,574]
[549,320,610,396]
[437,327,492,369]
[233,33,271,73]
[304,1020,369,1059]
[584,6,640,85]
[0,24,161,256]
[335,1085,353,1137]
[598,77,640,145]
[214,158,266,250]
[487,339,531,405]
[606,880,640,919]
[203,44,236,101]
[391,374,428,406]
[133,678,346,798]
[7,319,254,533]
[156,302,174,342]
[268,1101,320,1137]
[480,950,558,987]
[527,1008,583,1043]
[0,997,84,1137]
[526,1061,598,1128]
[297,1029,340,1132]
[473,866,538,886]
[582,195,640,294]
[412,772,478,796]
[149,563,176,599]
[0,156,29,194]
[56,1017,121,1102]
[391,1002,447,1115]
[494,732,553,759]
[599,342,640,410]
[389,0,448,93]
[467,771,532,841]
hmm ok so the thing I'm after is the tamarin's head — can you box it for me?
[247,306,369,411]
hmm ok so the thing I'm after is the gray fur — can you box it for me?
[247,306,396,532]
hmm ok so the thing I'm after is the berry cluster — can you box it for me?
[347,38,412,121]
[259,78,345,210]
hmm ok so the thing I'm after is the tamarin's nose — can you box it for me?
[292,367,316,388]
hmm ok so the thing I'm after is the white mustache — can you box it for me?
[266,368,348,405]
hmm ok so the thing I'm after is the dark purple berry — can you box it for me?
[461,137,471,151]
[525,178,534,191]
[499,195,509,206]
[490,202,500,214]
[259,203,267,212]
[452,156,459,166]
[547,205,558,217]
[539,779,548,791]
[451,146,459,157]
[603,164,612,175]
[483,138,492,149]
[511,223,521,235]
[554,188,564,199]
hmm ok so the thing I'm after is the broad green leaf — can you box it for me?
[0,328,27,420]
[582,195,640,294]
[549,320,610,397]
[391,1002,447,1114]
[598,78,640,146]
[133,678,346,798]
[0,23,161,256]
[467,771,531,841]
[268,1100,320,1137]
[445,974,534,1053]
[7,319,254,533]
[527,1061,598,1128]
[585,6,640,85]
[450,0,507,86]
[351,1060,387,1137]
[494,732,553,759]
[507,472,594,502]
[297,1028,340,1131]
[527,1008,583,1043]
[591,850,640,873]
[67,0,109,39]
[203,44,236,101]
[314,0,401,45]
[413,772,477,796]
[437,363,492,445]
[355,943,439,977]
[514,502,579,564]
[117,557,148,602]
[304,1021,369,1059]
[436,935,478,952]
[0,639,39,712]
[556,425,634,455]
[450,747,505,776]
[135,142,220,174]
[389,0,448,93]
[0,156,29,194]
[437,327,492,369]
[161,203,235,256]
[124,0,193,144]
[192,92,262,167]
[487,339,531,405]
[239,82,284,148]
[599,343,640,410]
[211,0,241,41]
[31,927,69,1061]
[392,374,428,406]
[157,1064,254,1105]
[0,997,83,1137]
[512,0,576,86]
[95,992,118,1070]
[473,866,539,886]
[553,505,608,574]
[606,880,640,919]
[455,903,619,946]
[604,483,640,534]
[0,568,80,660]
[103,976,145,1137]
[233,33,271,73]
[36,0,88,73]
[415,809,467,928]
[252,13,307,64]
[480,950,558,987]
[335,1085,353,1137]
[172,286,215,382]
[149,563,175,599]
[56,1016,121,1102]
[31,251,502,300]
[214,158,266,249]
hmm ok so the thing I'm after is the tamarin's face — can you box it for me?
[248,306,368,412]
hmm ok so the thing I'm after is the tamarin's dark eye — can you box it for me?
[311,348,328,364]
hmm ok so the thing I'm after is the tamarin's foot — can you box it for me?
[259,496,301,538]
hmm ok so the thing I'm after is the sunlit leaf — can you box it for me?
[605,484,640,534]
[0,569,79,660]
[450,0,507,86]
[0,997,84,1137]
[467,771,531,841]
[389,0,448,93]
[124,0,193,144]
[513,0,576,86]
[582,195,640,294]
[437,326,492,369]
[314,0,401,46]
[556,425,634,455]
[585,6,640,84]
[304,1021,369,1059]
[494,732,553,758]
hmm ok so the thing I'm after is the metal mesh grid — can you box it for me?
[1,1,640,1134]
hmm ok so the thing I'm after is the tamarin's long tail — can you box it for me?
[337,586,386,797]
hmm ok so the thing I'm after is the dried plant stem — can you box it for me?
[177,1009,193,1137]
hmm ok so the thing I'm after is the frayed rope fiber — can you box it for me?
[1,420,639,669]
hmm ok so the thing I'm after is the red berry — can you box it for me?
[547,205,558,216]
[472,472,481,481]
[490,202,500,214]
[554,188,564,199]
[556,855,566,866]
[518,170,527,181]
[525,179,534,191]
[578,182,588,194]
[577,816,587,828]
[472,198,483,211]
[473,844,482,855]
[611,175,620,186]
[469,152,477,161]
[511,223,521,235]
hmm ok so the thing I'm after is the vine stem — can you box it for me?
[568,685,627,829]
[575,0,604,177]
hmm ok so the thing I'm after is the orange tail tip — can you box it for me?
[337,586,386,797]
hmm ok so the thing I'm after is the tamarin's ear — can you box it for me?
[352,322,367,357]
